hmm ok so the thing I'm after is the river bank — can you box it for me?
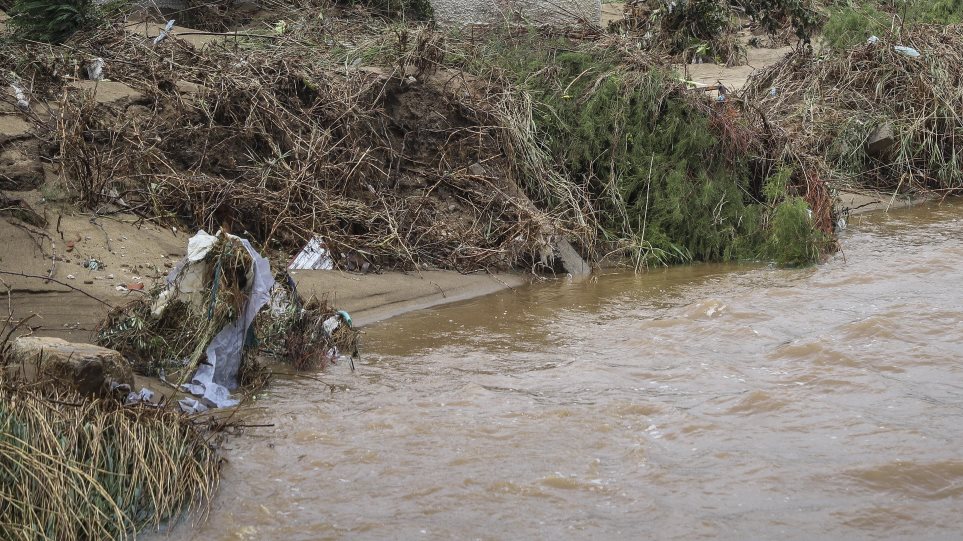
[3,2,962,538]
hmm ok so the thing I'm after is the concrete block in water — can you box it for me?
[555,238,590,276]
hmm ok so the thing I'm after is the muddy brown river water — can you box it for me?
[172,201,963,541]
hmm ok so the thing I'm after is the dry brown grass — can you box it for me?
[0,374,219,540]
[30,16,588,273]
[743,24,963,196]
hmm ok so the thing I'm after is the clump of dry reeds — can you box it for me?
[0,365,218,540]
[0,279,218,540]
[280,298,360,371]
[743,24,963,196]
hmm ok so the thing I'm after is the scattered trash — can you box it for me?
[125,387,155,405]
[86,58,105,81]
[153,20,176,46]
[84,258,104,271]
[9,82,29,109]
[867,35,879,45]
[894,46,921,58]
[178,397,209,414]
[769,87,777,97]
[66,274,75,280]
[288,236,334,270]
[127,282,145,291]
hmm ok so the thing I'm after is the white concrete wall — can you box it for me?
[120,0,601,28]
[430,0,601,26]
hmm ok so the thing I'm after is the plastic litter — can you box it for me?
[162,230,275,408]
[322,315,340,335]
[288,236,334,270]
[186,230,218,262]
[125,387,154,405]
[87,58,104,81]
[83,258,104,271]
[10,82,29,109]
[867,35,879,45]
[178,397,209,414]
[769,87,777,97]
[153,20,176,46]
[894,46,921,58]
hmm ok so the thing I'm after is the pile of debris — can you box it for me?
[3,15,582,274]
[98,230,360,410]
[743,25,963,195]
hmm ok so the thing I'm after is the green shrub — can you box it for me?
[737,0,822,42]
[822,3,891,49]
[908,0,963,24]
[823,0,963,50]
[470,40,792,265]
[764,196,823,266]
[8,0,96,43]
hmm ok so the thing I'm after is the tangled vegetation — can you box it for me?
[0,305,219,540]
[822,0,963,49]
[0,0,845,282]
[737,0,822,42]
[462,30,831,265]
[745,24,963,194]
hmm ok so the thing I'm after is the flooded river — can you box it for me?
[176,202,963,540]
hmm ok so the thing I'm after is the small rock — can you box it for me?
[866,122,896,158]
[106,273,115,279]
[468,162,487,176]
[553,238,591,276]
[83,279,94,285]
[66,274,76,280]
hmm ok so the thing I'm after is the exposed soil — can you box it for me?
[680,42,793,91]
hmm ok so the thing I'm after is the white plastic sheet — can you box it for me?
[288,237,334,270]
[183,236,273,407]
[153,20,176,45]
[160,230,275,408]
[894,46,921,58]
